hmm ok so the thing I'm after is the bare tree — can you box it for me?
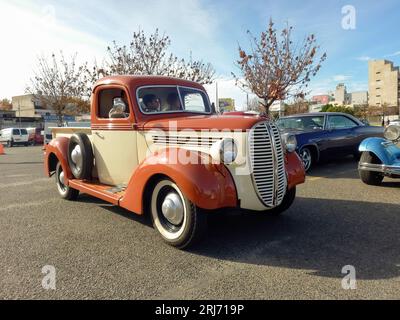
[104,29,215,84]
[0,98,12,111]
[27,53,91,124]
[284,99,309,116]
[246,97,261,112]
[233,19,326,113]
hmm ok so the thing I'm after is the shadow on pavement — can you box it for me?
[190,197,400,280]
[307,156,359,180]
[74,192,400,281]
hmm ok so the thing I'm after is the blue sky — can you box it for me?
[1,0,400,109]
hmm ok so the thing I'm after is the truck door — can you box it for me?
[92,86,139,186]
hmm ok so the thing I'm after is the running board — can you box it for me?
[68,179,125,205]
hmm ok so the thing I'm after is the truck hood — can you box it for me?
[142,115,266,131]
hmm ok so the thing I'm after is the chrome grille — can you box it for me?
[249,122,287,207]
[153,135,221,148]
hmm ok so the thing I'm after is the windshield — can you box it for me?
[137,86,211,114]
[277,116,325,130]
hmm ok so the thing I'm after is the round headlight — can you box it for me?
[384,125,400,141]
[220,138,238,164]
[210,138,238,164]
[282,133,297,153]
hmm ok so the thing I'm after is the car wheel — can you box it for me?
[299,147,313,172]
[55,162,79,200]
[150,179,207,249]
[359,152,384,186]
[267,187,296,216]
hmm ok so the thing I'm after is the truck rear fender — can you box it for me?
[44,137,73,182]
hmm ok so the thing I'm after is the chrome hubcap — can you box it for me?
[301,150,311,169]
[59,171,65,186]
[161,192,184,225]
[71,145,82,171]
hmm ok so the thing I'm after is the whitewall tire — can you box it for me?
[150,179,207,249]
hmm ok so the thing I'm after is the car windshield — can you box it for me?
[277,116,325,130]
[137,86,211,114]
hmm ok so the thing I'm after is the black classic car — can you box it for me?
[276,112,384,171]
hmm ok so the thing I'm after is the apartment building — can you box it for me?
[11,94,51,118]
[368,60,400,107]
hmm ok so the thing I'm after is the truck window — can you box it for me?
[178,87,210,113]
[12,129,20,135]
[138,86,210,114]
[20,129,28,135]
[98,88,130,119]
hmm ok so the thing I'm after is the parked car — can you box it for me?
[0,128,29,147]
[276,112,384,171]
[44,76,306,249]
[358,124,400,185]
[27,127,44,145]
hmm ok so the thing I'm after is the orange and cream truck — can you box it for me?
[44,76,305,248]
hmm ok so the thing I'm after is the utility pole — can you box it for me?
[18,102,21,129]
[215,81,219,113]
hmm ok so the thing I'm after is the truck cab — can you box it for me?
[44,76,305,249]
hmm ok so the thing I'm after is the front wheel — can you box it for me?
[359,152,384,185]
[267,187,296,216]
[55,162,79,200]
[150,179,207,249]
[299,147,313,172]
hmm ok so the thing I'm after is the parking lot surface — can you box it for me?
[0,146,399,299]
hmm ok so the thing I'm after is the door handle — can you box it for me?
[94,131,104,139]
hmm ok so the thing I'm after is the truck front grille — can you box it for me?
[249,122,287,207]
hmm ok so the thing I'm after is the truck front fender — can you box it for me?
[286,151,306,190]
[119,148,238,215]
[44,137,73,182]
[359,137,400,165]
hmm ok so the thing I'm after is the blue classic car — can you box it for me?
[358,124,400,185]
[276,112,384,171]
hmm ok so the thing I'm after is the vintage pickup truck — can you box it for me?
[44,76,305,248]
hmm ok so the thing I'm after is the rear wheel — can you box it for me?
[359,152,384,185]
[150,179,207,249]
[55,162,79,200]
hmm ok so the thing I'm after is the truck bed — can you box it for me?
[51,127,92,139]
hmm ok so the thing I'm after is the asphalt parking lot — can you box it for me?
[0,146,399,299]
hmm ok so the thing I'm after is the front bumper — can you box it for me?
[358,162,400,175]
